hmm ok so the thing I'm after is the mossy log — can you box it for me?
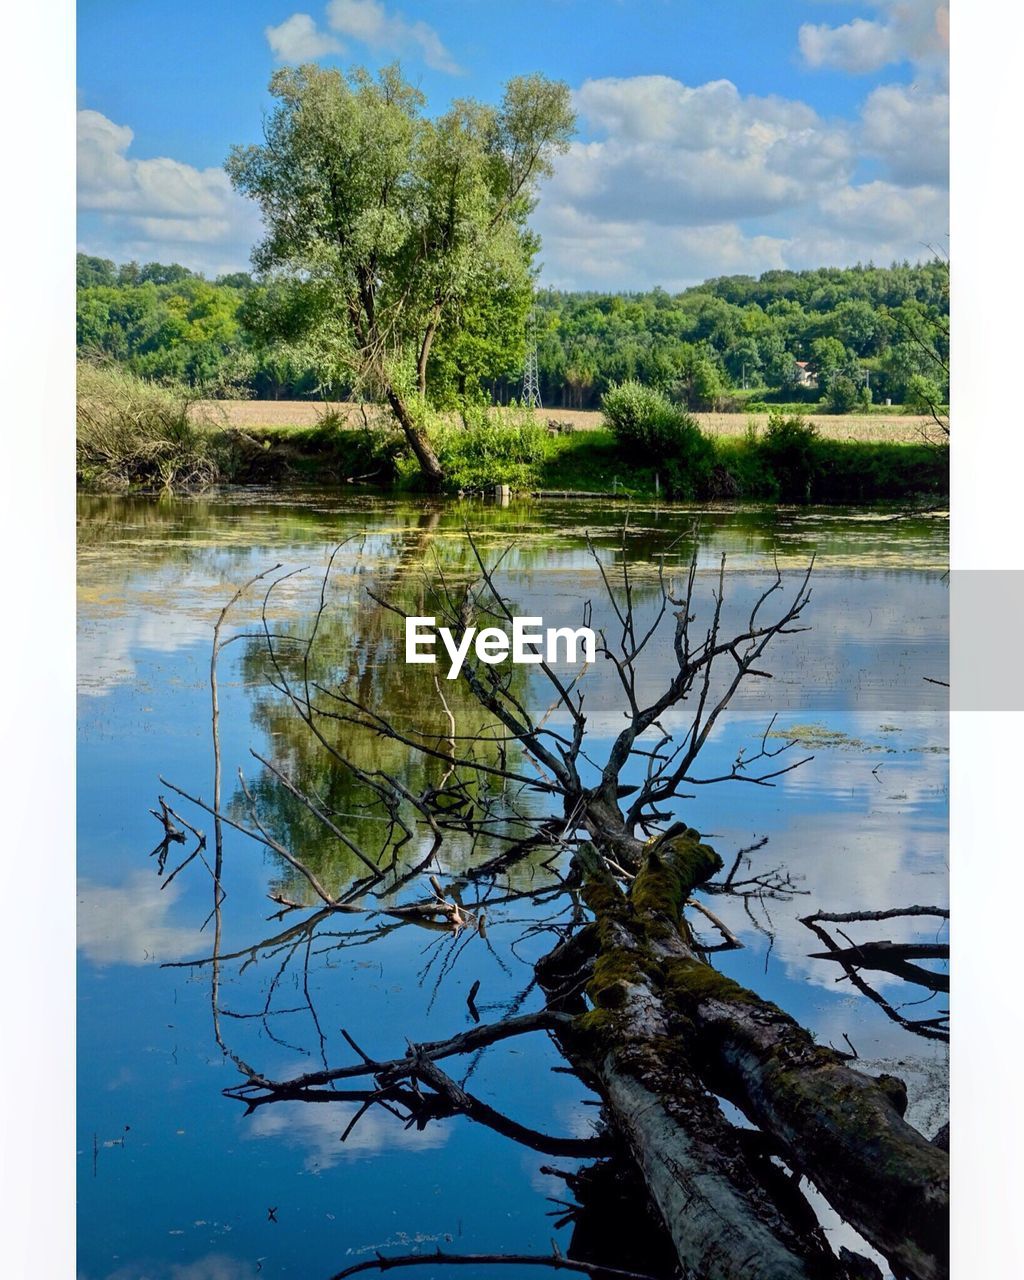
[541,834,948,1280]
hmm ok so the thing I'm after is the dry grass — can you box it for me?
[193,399,937,444]
[686,411,936,443]
[80,364,223,491]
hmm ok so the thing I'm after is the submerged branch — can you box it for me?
[327,1249,664,1280]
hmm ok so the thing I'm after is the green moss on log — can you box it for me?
[631,834,723,931]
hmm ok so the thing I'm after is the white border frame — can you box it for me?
[3,0,1021,1273]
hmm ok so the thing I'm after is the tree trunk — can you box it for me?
[540,835,949,1280]
[417,307,442,398]
[385,385,445,489]
[542,904,847,1279]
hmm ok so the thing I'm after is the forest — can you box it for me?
[76,254,950,414]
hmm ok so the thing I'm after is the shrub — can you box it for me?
[429,406,550,492]
[907,374,945,416]
[760,413,819,502]
[76,360,225,491]
[601,380,715,496]
[824,374,860,414]
[601,380,679,450]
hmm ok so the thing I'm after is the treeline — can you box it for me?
[77,254,949,411]
[76,256,256,391]
[533,261,949,411]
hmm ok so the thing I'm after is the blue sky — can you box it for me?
[77,0,949,288]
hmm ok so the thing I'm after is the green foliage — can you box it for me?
[601,380,715,496]
[426,265,533,408]
[710,415,947,503]
[229,419,947,503]
[825,374,861,414]
[258,413,405,484]
[531,260,949,409]
[537,429,654,496]
[426,406,550,491]
[601,381,678,448]
[76,272,248,389]
[76,361,225,491]
[809,439,947,501]
[674,343,726,410]
[225,62,574,479]
[907,373,945,416]
[759,413,819,502]
[76,254,950,418]
[809,336,849,380]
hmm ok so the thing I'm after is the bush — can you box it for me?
[76,360,225,491]
[759,413,819,502]
[601,380,715,496]
[824,374,860,414]
[907,374,945,416]
[601,380,679,450]
[428,406,550,492]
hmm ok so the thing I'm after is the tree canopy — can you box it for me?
[224,62,575,483]
[76,255,949,414]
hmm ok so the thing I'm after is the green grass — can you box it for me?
[715,435,947,502]
[538,430,660,495]
[423,413,551,491]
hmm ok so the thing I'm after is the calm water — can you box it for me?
[78,493,949,1280]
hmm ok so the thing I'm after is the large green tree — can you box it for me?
[226,63,575,486]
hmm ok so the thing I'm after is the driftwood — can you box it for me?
[806,941,949,992]
[540,835,948,1280]
[327,1250,661,1280]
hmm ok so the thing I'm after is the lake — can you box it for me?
[77,491,949,1280]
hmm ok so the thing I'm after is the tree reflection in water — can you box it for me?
[154,524,946,1280]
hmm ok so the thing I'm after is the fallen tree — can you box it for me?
[162,529,949,1280]
[538,837,948,1280]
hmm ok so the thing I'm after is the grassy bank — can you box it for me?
[161,416,951,504]
[536,429,947,503]
[78,366,947,503]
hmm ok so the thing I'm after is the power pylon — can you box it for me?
[521,316,542,409]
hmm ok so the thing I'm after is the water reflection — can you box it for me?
[78,492,948,1280]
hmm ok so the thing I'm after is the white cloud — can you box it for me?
[77,109,262,275]
[697,726,948,1005]
[266,13,343,62]
[78,569,217,698]
[76,47,948,287]
[532,71,946,288]
[246,1097,447,1168]
[799,16,901,74]
[78,871,198,966]
[818,178,948,242]
[533,201,788,292]
[326,0,460,74]
[799,1,949,76]
[79,110,231,219]
[547,76,854,232]
[861,84,949,186]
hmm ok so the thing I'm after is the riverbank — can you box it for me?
[77,367,947,502]
[222,421,948,504]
